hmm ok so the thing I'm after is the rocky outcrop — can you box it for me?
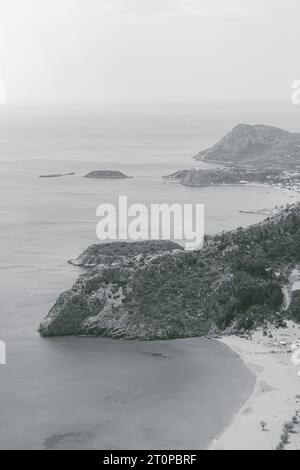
[69,240,183,267]
[164,168,286,188]
[195,124,300,169]
[290,291,300,322]
[167,124,300,191]
[39,204,300,340]
[40,173,75,178]
[84,171,131,179]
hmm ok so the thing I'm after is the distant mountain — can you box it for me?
[195,124,300,169]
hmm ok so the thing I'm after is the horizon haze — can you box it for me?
[0,0,299,106]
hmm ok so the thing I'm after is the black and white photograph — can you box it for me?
[0,0,300,453]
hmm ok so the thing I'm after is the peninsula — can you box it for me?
[165,124,300,192]
[68,240,183,267]
[39,203,300,340]
[165,167,300,192]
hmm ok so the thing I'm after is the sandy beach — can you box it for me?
[210,322,300,450]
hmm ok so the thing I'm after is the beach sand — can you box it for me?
[210,322,300,450]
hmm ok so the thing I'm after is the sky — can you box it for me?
[0,0,299,106]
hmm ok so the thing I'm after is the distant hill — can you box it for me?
[195,124,300,169]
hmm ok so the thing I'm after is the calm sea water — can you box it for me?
[0,104,298,449]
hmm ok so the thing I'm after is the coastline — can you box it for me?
[0,336,252,450]
[210,322,300,450]
[165,178,300,197]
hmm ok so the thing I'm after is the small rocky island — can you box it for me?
[84,171,131,179]
[40,173,75,178]
[39,204,300,339]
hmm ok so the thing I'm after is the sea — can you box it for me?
[0,102,299,449]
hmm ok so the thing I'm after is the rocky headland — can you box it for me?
[165,124,300,192]
[164,167,300,192]
[68,240,183,267]
[39,204,300,340]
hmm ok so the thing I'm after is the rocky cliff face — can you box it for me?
[39,204,300,339]
[195,124,300,169]
[290,291,300,322]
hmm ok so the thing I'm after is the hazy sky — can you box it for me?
[0,0,299,105]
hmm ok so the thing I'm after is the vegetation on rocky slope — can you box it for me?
[290,291,300,322]
[39,204,300,339]
[166,124,300,192]
[195,124,300,169]
[69,240,183,267]
[165,167,291,187]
